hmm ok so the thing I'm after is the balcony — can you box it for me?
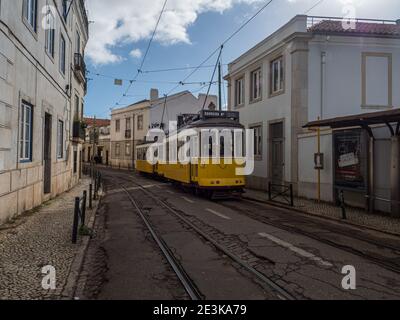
[73,121,86,141]
[74,53,86,84]
[125,130,132,139]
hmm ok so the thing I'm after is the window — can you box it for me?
[250,68,262,101]
[23,0,37,32]
[126,118,131,130]
[235,77,244,107]
[76,30,81,54]
[19,101,33,162]
[115,119,120,132]
[125,143,131,156]
[62,0,68,21]
[116,143,121,156]
[270,57,284,95]
[57,120,64,159]
[73,150,78,173]
[45,9,55,57]
[251,125,263,158]
[74,95,80,120]
[60,35,66,74]
[137,115,143,131]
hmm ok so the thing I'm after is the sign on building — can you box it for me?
[333,129,368,190]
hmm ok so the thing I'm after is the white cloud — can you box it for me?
[130,49,143,59]
[85,0,263,65]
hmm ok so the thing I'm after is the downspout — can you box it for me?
[320,51,326,120]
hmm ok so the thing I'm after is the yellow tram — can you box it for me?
[135,110,246,199]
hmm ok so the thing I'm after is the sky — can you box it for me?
[83,0,400,119]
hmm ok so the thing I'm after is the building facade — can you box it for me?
[0,0,88,224]
[110,89,218,168]
[83,118,111,165]
[225,15,400,213]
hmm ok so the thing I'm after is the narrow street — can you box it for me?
[77,167,400,300]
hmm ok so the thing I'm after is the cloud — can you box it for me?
[85,0,263,65]
[129,49,143,59]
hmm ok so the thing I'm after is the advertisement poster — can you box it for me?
[334,129,368,190]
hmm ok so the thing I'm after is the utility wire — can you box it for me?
[166,0,274,97]
[304,0,325,14]
[115,0,168,106]
[202,46,223,111]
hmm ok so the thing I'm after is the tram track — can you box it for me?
[103,169,296,300]
[121,170,400,276]
[221,199,400,275]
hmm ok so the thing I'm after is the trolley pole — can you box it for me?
[218,61,222,111]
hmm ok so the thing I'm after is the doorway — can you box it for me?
[44,113,52,194]
[269,121,285,183]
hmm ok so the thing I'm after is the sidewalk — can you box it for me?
[0,177,100,300]
[244,189,400,236]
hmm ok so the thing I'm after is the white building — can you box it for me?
[0,0,88,224]
[110,89,217,168]
[225,15,400,214]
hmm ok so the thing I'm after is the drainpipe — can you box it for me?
[320,51,326,120]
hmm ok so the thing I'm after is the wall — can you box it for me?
[0,0,88,224]
[308,35,400,121]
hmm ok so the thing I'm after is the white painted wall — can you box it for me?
[308,36,400,122]
[0,0,88,224]
[149,92,218,130]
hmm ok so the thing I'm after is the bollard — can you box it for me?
[89,184,93,209]
[289,184,294,207]
[340,190,347,220]
[72,197,80,244]
[82,190,87,226]
[268,182,272,201]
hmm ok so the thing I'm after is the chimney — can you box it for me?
[150,88,159,101]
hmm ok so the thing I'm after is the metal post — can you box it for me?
[218,61,222,111]
[89,184,93,209]
[82,191,87,226]
[72,197,80,244]
[340,190,347,220]
[268,182,272,201]
[290,184,294,207]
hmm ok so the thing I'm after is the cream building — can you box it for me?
[83,118,111,165]
[110,89,217,168]
[0,0,89,224]
[225,15,400,213]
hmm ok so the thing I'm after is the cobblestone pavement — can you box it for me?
[0,178,95,300]
[245,189,400,236]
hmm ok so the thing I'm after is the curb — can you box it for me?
[242,195,400,238]
[60,188,104,300]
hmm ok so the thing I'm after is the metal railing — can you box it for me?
[268,182,294,207]
[74,53,87,84]
[307,16,397,29]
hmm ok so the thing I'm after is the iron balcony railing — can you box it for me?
[73,121,86,140]
[78,0,89,35]
[74,53,86,84]
[125,130,132,139]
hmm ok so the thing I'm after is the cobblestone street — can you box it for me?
[0,178,96,300]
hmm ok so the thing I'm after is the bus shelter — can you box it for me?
[304,109,400,217]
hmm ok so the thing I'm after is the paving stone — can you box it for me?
[0,178,94,300]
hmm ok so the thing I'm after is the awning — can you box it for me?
[303,109,400,136]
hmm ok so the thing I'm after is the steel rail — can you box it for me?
[122,176,295,301]
[120,185,203,301]
[224,199,400,275]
